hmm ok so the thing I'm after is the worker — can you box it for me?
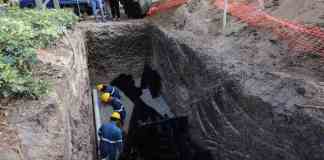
[100,93,126,125]
[108,0,120,21]
[91,0,99,16]
[97,84,122,100]
[91,0,105,22]
[99,112,123,160]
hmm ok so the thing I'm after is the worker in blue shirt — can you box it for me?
[100,92,126,125]
[97,84,122,100]
[99,112,123,160]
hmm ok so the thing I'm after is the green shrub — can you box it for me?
[0,8,78,98]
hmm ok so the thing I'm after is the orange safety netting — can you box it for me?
[147,0,324,57]
[147,0,187,16]
[214,0,324,57]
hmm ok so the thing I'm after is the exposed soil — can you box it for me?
[145,0,324,159]
[1,1,324,159]
[1,28,94,160]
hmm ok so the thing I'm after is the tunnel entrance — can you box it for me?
[85,23,212,160]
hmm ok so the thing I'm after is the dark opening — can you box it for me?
[110,65,212,160]
[141,64,162,98]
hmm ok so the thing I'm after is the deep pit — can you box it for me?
[85,21,213,160]
[85,22,197,160]
[86,21,154,132]
[84,21,324,160]
[3,20,324,160]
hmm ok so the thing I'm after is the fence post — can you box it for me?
[223,0,228,31]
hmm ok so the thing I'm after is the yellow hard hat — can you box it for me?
[111,112,121,120]
[96,84,104,91]
[100,92,111,103]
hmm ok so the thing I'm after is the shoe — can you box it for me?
[106,16,113,21]
[95,17,100,22]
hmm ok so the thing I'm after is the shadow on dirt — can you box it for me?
[110,65,214,160]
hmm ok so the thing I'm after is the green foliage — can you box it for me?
[0,8,78,98]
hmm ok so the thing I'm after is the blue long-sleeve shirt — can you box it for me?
[109,98,126,123]
[99,122,123,160]
[105,86,121,100]
[110,98,123,111]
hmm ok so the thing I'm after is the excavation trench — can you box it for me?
[86,22,199,160]
[84,21,324,160]
[5,20,324,160]
[86,22,172,131]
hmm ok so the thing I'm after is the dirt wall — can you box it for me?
[0,27,94,160]
[149,24,324,160]
[148,1,324,159]
[86,21,152,85]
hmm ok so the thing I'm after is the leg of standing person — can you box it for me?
[108,152,116,160]
[119,0,127,16]
[109,0,116,20]
[115,0,120,20]
[108,146,117,160]
[91,0,97,16]
[100,141,109,160]
[98,0,106,22]
[104,0,112,20]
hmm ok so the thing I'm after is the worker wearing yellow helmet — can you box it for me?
[99,112,123,160]
[96,84,122,100]
[110,112,121,121]
[100,92,126,125]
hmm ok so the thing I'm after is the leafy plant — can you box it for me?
[0,8,78,98]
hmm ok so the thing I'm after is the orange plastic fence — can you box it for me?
[214,0,324,57]
[147,0,324,57]
[147,0,187,16]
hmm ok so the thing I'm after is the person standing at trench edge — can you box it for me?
[99,112,123,160]
[91,0,101,20]
[108,0,120,21]
[100,92,126,126]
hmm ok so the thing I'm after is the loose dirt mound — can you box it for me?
[271,0,324,25]
[148,0,324,159]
